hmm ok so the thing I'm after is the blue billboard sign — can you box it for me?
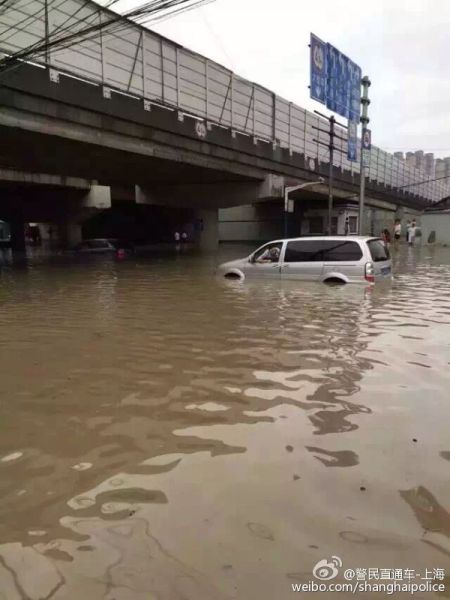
[325,43,341,114]
[348,60,362,122]
[310,34,327,104]
[347,120,358,162]
[310,35,361,122]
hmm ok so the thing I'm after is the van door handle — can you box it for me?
[283,264,290,268]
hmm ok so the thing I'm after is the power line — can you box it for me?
[396,174,450,190]
[0,0,69,47]
[0,0,18,15]
[0,0,216,74]
[141,0,215,25]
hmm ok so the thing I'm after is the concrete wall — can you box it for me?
[220,203,405,241]
[366,207,396,236]
[364,206,421,238]
[299,206,402,237]
[0,220,10,241]
[219,204,283,242]
[421,212,450,245]
[301,207,360,235]
[212,199,426,242]
[219,203,408,242]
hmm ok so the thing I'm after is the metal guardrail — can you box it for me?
[1,0,448,202]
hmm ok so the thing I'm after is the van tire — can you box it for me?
[224,269,245,280]
[323,277,346,285]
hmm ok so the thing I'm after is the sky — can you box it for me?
[115,0,450,158]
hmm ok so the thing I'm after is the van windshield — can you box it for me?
[368,239,390,262]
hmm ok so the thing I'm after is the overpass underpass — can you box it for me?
[0,59,438,250]
[1,0,449,251]
[2,0,448,200]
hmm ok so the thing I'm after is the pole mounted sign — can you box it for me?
[309,34,371,235]
[347,120,358,162]
[310,33,361,122]
[310,33,361,162]
[310,34,327,104]
[362,127,371,167]
[362,127,371,150]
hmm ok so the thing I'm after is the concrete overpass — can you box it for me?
[0,0,448,248]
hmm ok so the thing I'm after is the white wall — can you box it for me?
[421,213,450,245]
[219,204,282,241]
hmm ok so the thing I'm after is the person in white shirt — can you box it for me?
[406,220,416,246]
[256,245,281,263]
[394,220,401,241]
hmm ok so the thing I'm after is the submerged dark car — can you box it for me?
[74,238,136,256]
[107,239,136,254]
[74,239,116,254]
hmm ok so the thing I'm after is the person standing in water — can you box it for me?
[382,229,391,248]
[407,220,416,246]
[410,220,417,245]
[406,220,412,244]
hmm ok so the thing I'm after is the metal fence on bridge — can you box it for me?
[1,0,448,203]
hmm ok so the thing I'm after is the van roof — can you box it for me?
[267,236,380,244]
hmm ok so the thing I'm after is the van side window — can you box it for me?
[284,240,326,262]
[88,240,110,249]
[322,241,362,261]
[253,243,282,263]
[284,240,363,262]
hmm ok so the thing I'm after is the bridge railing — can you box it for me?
[1,0,448,203]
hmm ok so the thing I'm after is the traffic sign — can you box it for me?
[347,119,358,162]
[310,34,361,122]
[310,34,327,104]
[362,127,371,150]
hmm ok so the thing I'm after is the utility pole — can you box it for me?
[44,0,50,66]
[358,76,371,235]
[313,111,348,235]
[327,115,335,236]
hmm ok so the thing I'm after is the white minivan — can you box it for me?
[217,236,392,284]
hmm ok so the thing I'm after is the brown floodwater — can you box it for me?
[0,243,449,599]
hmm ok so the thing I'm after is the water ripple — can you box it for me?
[0,244,450,598]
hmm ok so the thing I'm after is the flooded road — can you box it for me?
[0,243,449,599]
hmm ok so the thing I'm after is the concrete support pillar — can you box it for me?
[195,208,219,251]
[394,206,406,227]
[10,216,26,252]
[59,218,82,248]
[82,185,111,209]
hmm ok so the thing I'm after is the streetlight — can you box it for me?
[284,178,325,237]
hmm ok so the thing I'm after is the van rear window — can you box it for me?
[322,241,362,261]
[368,239,390,262]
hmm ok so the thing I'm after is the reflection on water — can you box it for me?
[0,243,450,599]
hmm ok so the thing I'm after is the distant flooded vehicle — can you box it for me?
[74,239,116,254]
[107,239,136,254]
[217,236,392,284]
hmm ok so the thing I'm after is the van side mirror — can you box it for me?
[249,255,255,263]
